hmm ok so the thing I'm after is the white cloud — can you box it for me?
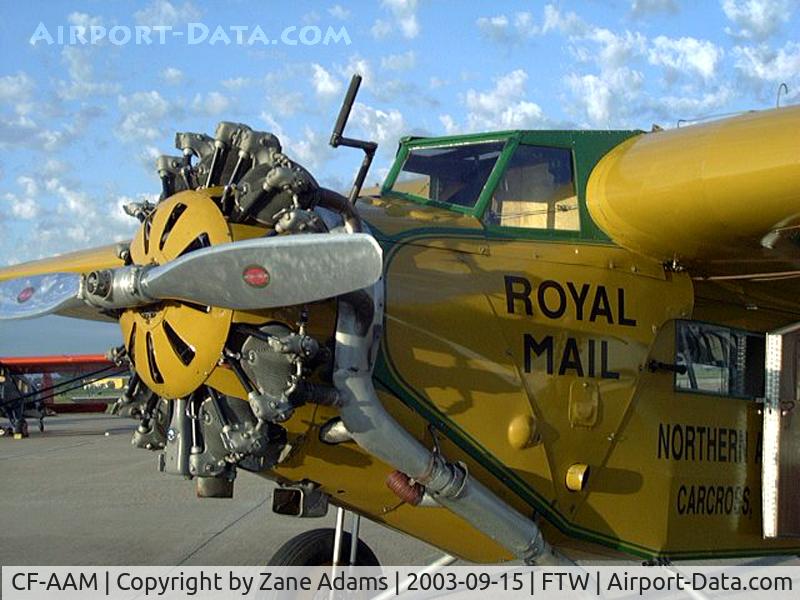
[647,87,734,120]
[67,11,103,31]
[565,28,731,127]
[381,50,416,71]
[630,0,679,17]
[259,113,335,171]
[722,0,794,41]
[289,126,336,170]
[191,91,231,115]
[10,178,147,260]
[5,193,39,220]
[42,159,69,178]
[477,15,512,42]
[45,177,93,218]
[446,70,547,133]
[0,114,79,152]
[541,4,589,36]
[439,114,458,135]
[337,55,425,105]
[0,115,37,148]
[62,46,93,82]
[328,5,351,20]
[514,12,536,35]
[549,7,734,126]
[381,0,420,39]
[339,55,375,89]
[648,36,724,82]
[16,175,38,197]
[221,77,251,90]
[5,175,42,220]
[137,145,162,173]
[260,66,318,118]
[560,24,650,127]
[585,28,648,70]
[48,11,120,101]
[117,91,171,142]
[350,102,406,147]
[0,72,35,103]
[733,42,800,97]
[38,129,69,152]
[160,67,185,85]
[267,90,306,117]
[311,64,342,98]
[134,1,202,26]
[370,19,392,39]
[302,11,321,24]
[476,12,540,43]
[565,68,645,126]
[57,47,120,100]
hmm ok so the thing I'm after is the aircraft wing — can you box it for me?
[0,354,114,374]
[0,244,125,282]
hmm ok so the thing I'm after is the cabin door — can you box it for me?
[762,325,800,538]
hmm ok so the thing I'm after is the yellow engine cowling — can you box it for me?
[119,187,299,401]
[586,105,800,275]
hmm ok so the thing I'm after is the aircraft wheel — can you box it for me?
[268,528,380,566]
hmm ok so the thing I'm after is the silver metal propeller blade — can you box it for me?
[0,273,83,321]
[140,233,383,309]
[1,234,383,319]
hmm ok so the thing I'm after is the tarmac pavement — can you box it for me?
[0,414,443,566]
[2,414,797,568]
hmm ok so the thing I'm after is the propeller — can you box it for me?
[136,232,383,309]
[0,233,383,321]
[0,272,84,321]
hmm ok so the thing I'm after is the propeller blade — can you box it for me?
[0,273,83,321]
[140,233,383,309]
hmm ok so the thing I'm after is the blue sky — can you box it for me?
[0,0,799,355]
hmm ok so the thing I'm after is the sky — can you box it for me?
[0,0,799,355]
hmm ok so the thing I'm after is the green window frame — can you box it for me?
[381,132,516,217]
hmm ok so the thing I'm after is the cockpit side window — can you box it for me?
[484,144,579,231]
[390,141,505,209]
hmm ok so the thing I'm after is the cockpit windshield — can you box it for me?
[389,141,505,208]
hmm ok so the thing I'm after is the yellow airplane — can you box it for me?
[1,75,799,566]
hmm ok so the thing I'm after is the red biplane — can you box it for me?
[0,354,124,437]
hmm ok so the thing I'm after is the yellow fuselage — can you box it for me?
[255,192,800,562]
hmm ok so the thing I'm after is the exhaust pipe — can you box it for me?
[333,270,570,565]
